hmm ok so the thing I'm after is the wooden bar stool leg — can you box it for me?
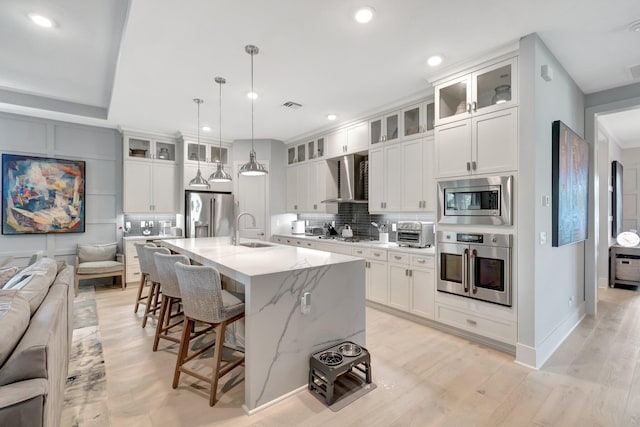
[141,281,156,328]
[209,321,227,406]
[134,274,147,313]
[153,295,169,352]
[173,318,193,389]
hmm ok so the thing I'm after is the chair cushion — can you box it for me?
[221,290,245,319]
[78,242,117,263]
[2,258,57,315]
[0,290,30,366]
[77,260,124,275]
[0,267,20,288]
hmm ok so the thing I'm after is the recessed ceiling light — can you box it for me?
[630,20,640,32]
[327,114,337,121]
[247,91,258,100]
[354,6,375,24]
[28,13,54,28]
[202,126,211,132]
[427,55,443,67]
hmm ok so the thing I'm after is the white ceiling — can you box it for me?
[1,0,640,143]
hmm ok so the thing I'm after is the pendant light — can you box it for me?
[239,45,268,176]
[209,77,232,182]
[189,98,211,189]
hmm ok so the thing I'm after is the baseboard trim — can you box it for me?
[598,277,609,288]
[243,385,307,415]
[516,303,586,369]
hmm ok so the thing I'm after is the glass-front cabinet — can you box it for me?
[297,143,306,162]
[369,111,400,146]
[186,142,207,162]
[399,100,436,141]
[435,57,517,126]
[287,146,296,164]
[125,135,176,162]
[210,146,228,165]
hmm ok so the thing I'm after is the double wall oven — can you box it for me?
[437,231,512,307]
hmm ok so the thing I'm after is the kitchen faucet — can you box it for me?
[234,212,256,246]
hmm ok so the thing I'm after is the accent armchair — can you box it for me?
[74,242,125,296]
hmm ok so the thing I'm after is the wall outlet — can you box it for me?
[140,221,146,227]
[540,231,547,245]
[301,292,311,315]
[568,296,574,308]
[542,195,550,207]
[392,223,397,232]
[148,221,154,227]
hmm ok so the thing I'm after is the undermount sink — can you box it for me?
[239,242,273,248]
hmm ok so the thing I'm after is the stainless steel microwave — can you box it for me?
[437,176,513,225]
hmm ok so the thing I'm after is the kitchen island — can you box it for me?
[160,237,366,414]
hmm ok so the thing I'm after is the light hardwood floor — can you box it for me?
[93,285,640,426]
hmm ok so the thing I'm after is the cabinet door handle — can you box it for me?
[405,269,408,276]
[381,202,384,209]
[472,101,477,112]
[466,162,471,171]
[314,204,317,210]
[471,161,477,171]
[409,270,413,277]
[466,102,472,113]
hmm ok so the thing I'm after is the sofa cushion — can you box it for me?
[0,267,19,288]
[77,260,124,275]
[0,284,66,387]
[2,258,57,314]
[78,242,117,263]
[0,290,30,366]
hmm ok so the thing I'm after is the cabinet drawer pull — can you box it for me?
[416,259,426,264]
[306,242,312,246]
[466,319,477,326]
[133,272,141,276]
[394,255,402,260]
[373,253,380,257]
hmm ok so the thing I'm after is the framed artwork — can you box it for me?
[552,120,589,247]
[2,154,86,235]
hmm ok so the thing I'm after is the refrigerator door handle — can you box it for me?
[210,197,215,237]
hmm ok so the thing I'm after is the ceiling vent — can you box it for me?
[630,64,640,79]
[282,101,302,109]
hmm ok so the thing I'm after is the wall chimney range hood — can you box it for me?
[321,154,368,204]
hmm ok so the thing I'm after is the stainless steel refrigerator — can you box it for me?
[185,191,234,238]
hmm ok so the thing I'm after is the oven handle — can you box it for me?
[470,249,477,294]
[463,248,469,293]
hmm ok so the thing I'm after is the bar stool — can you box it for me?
[140,245,170,328]
[173,263,245,406]
[133,242,156,314]
[152,252,191,351]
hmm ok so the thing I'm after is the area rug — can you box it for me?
[61,286,110,427]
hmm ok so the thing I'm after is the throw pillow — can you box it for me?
[3,258,57,314]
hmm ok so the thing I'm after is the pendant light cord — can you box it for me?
[251,50,255,152]
[219,80,222,159]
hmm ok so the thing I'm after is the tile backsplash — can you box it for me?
[297,204,434,241]
[124,214,176,236]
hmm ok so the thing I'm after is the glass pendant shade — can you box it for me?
[239,149,268,176]
[189,98,210,189]
[209,77,232,183]
[240,44,268,176]
[492,84,511,105]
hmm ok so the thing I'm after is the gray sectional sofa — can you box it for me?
[0,258,74,427]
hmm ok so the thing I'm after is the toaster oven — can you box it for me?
[396,221,434,248]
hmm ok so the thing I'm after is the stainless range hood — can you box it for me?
[321,153,368,204]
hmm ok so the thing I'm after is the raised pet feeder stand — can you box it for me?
[308,341,372,406]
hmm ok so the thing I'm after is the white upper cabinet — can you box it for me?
[184,140,230,166]
[435,107,517,178]
[326,122,367,158]
[123,132,179,213]
[435,57,517,127]
[326,129,346,158]
[286,161,337,214]
[401,101,435,141]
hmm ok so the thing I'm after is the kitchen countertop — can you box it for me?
[273,233,436,256]
[160,236,361,279]
[123,234,183,241]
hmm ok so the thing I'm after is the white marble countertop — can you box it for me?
[160,236,362,279]
[124,234,183,241]
[273,233,436,256]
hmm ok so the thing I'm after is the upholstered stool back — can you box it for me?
[142,246,170,284]
[154,253,190,299]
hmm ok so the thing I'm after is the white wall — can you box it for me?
[517,34,586,368]
[0,112,122,266]
[619,147,640,230]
